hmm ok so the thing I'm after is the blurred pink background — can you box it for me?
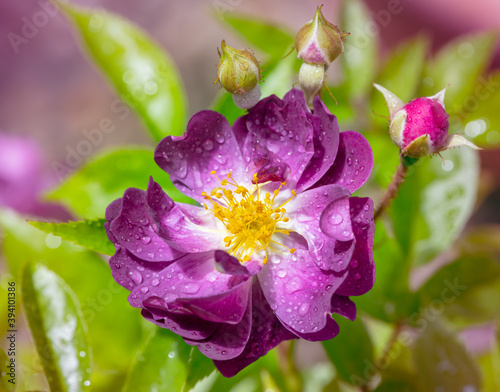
[1,0,499,210]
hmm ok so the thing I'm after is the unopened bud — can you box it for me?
[295,5,348,66]
[217,40,260,95]
[374,83,481,158]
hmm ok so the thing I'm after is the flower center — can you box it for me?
[202,171,296,264]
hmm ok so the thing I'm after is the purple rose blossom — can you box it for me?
[105,89,375,377]
[0,133,70,219]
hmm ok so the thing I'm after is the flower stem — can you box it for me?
[373,156,417,220]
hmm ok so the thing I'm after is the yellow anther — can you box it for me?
[291,190,297,197]
[203,170,295,264]
[210,170,217,175]
[290,248,296,254]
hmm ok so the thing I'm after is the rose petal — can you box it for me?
[285,315,339,341]
[313,131,373,193]
[154,110,244,203]
[296,96,340,191]
[330,294,357,321]
[335,197,376,296]
[146,178,222,253]
[109,247,172,291]
[243,138,291,184]
[109,187,185,262]
[285,184,354,271]
[190,291,252,360]
[244,92,314,187]
[129,251,250,324]
[213,281,297,377]
[214,250,262,276]
[141,306,217,341]
[258,248,347,335]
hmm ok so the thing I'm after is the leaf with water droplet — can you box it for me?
[123,328,192,392]
[390,147,479,265]
[28,218,115,255]
[22,263,91,392]
[61,4,187,142]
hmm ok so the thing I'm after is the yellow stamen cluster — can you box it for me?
[202,171,296,264]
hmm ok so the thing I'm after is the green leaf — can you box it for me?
[46,147,195,219]
[122,328,191,392]
[413,321,481,391]
[322,316,374,386]
[415,253,500,327]
[461,70,500,149]
[355,220,414,322]
[420,32,497,114]
[261,54,300,99]
[390,147,479,265]
[29,219,115,256]
[340,0,379,100]
[371,35,429,130]
[0,209,143,392]
[221,14,293,58]
[184,348,217,392]
[21,263,91,392]
[62,4,187,141]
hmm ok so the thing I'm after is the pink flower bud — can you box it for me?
[295,6,348,66]
[374,84,480,158]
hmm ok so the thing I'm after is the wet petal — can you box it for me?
[189,292,252,360]
[243,138,291,184]
[313,131,373,192]
[244,91,314,187]
[109,247,172,292]
[286,315,339,341]
[330,294,357,321]
[109,187,185,262]
[146,178,222,253]
[214,250,262,276]
[154,110,244,203]
[258,248,347,335]
[129,251,250,323]
[296,96,340,191]
[336,197,375,296]
[213,281,297,377]
[141,306,217,341]
[285,184,354,271]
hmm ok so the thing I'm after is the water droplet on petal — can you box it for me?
[203,139,214,151]
[353,273,361,280]
[331,214,343,225]
[183,282,200,294]
[151,278,160,287]
[276,269,287,278]
[141,236,151,244]
[298,303,310,316]
[129,270,143,284]
[168,351,175,358]
[140,287,149,294]
[351,259,359,268]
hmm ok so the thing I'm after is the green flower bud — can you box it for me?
[295,6,348,66]
[216,40,260,95]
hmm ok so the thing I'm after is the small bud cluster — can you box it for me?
[216,40,261,110]
[374,84,480,158]
[295,6,348,103]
